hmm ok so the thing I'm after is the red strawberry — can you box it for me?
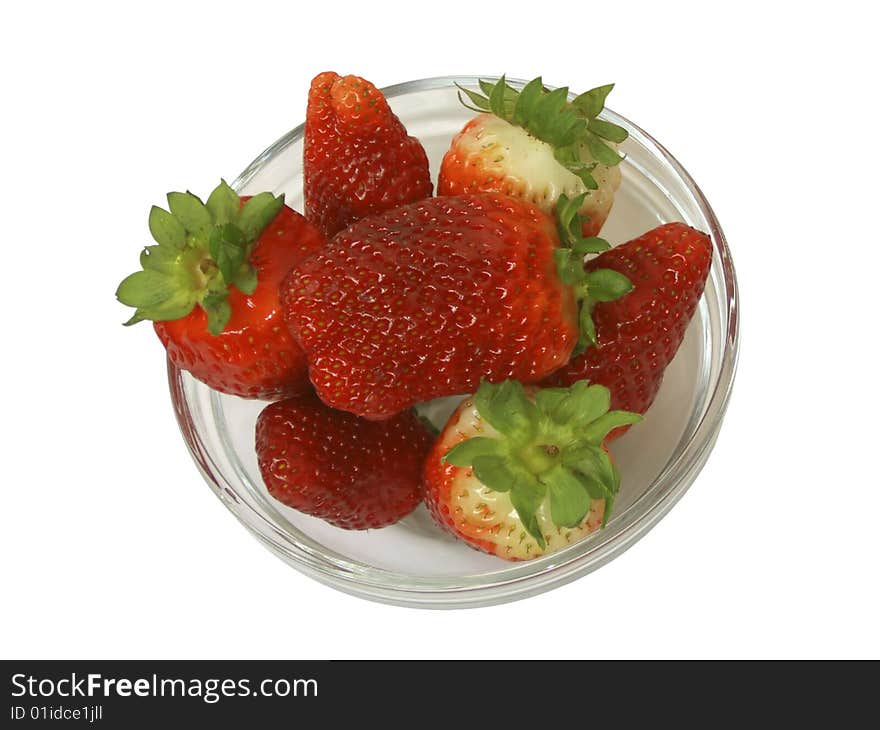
[542,222,713,435]
[281,194,631,420]
[304,71,433,237]
[423,379,641,560]
[439,76,625,237]
[255,393,431,529]
[117,181,325,399]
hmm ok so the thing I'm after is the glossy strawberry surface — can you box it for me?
[542,223,712,430]
[304,72,433,237]
[156,204,325,399]
[255,393,430,529]
[281,194,578,420]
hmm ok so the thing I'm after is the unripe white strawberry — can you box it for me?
[439,77,626,237]
[423,379,641,561]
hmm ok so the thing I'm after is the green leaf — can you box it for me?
[583,411,644,444]
[471,455,517,493]
[478,76,519,115]
[557,192,584,233]
[579,303,598,348]
[559,442,624,527]
[454,84,490,112]
[558,116,588,147]
[545,465,593,528]
[148,206,187,249]
[473,379,538,443]
[550,382,611,429]
[238,192,283,241]
[231,263,258,296]
[208,223,248,285]
[116,270,177,308]
[572,83,615,119]
[563,449,616,499]
[206,179,240,225]
[554,202,628,355]
[586,268,634,302]
[601,451,620,497]
[588,118,628,144]
[136,290,197,323]
[556,193,605,255]
[488,74,508,118]
[478,78,496,97]
[513,77,544,126]
[556,195,584,250]
[510,483,546,549]
[562,444,601,471]
[572,237,611,256]
[553,240,578,272]
[201,291,231,335]
[167,191,212,234]
[140,245,181,275]
[123,310,146,327]
[586,134,624,167]
[601,490,615,527]
[564,160,600,190]
[579,473,609,501]
[554,248,584,286]
[443,437,506,467]
[534,387,571,417]
[532,86,569,139]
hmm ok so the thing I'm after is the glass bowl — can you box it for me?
[168,76,739,608]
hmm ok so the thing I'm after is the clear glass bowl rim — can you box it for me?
[168,75,740,608]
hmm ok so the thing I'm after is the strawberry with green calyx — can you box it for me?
[117,180,325,400]
[439,76,627,236]
[423,379,642,560]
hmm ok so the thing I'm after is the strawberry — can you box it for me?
[117,181,325,399]
[304,71,433,237]
[542,223,713,435]
[255,393,431,529]
[280,193,632,420]
[439,76,626,237]
[423,379,641,560]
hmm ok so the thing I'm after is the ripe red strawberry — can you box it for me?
[117,181,325,399]
[439,77,625,237]
[304,71,433,237]
[281,193,632,420]
[255,393,431,529]
[423,379,641,560]
[542,223,713,435]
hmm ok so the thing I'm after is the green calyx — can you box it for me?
[443,379,642,548]
[455,75,628,189]
[554,194,634,353]
[116,180,284,335]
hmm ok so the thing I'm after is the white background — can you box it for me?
[2,0,877,659]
